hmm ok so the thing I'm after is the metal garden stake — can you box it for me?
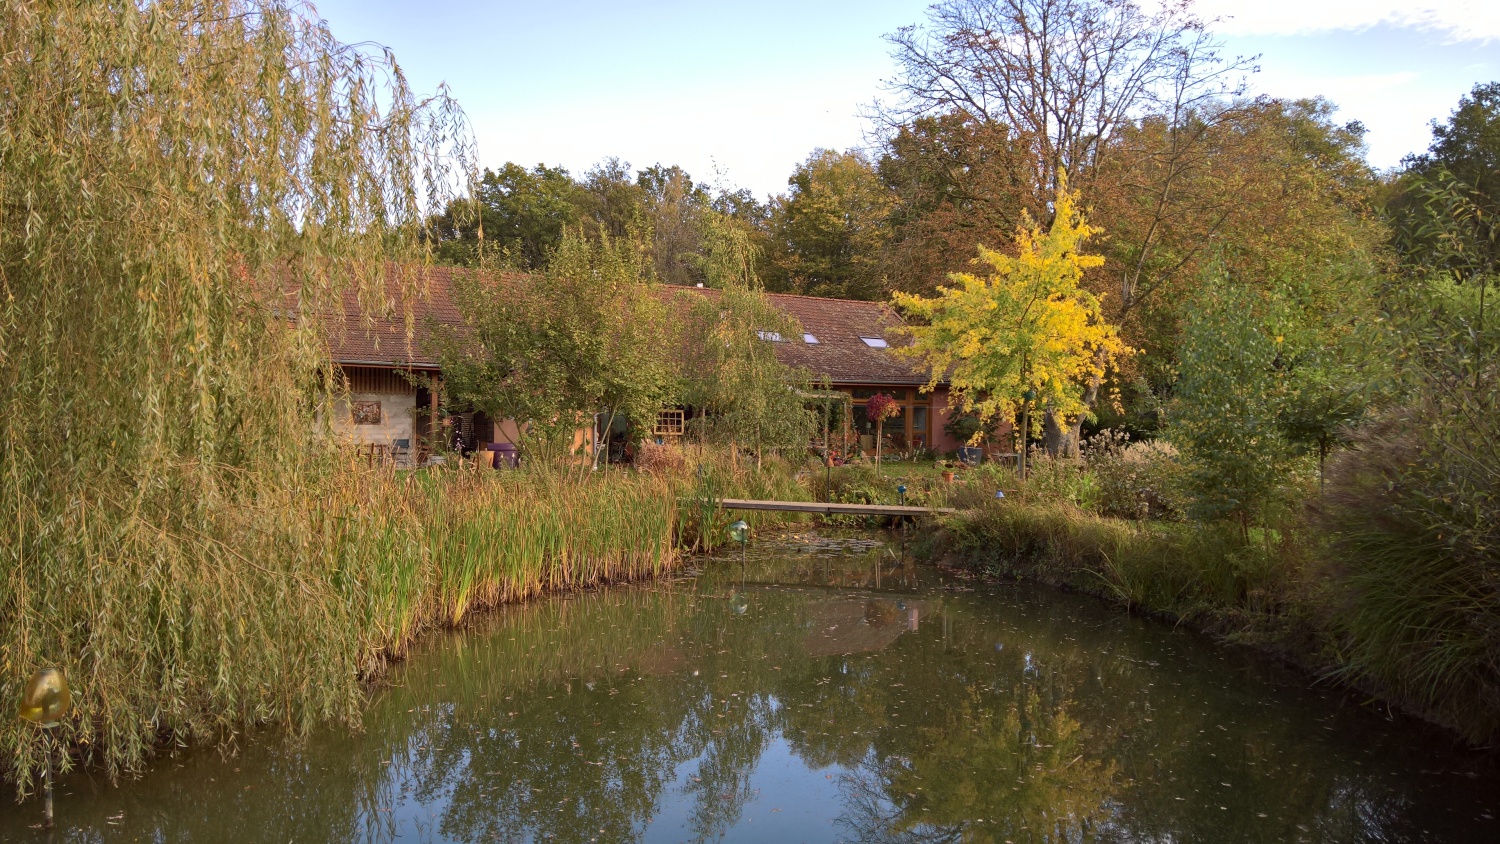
[728,519,749,565]
[18,667,71,829]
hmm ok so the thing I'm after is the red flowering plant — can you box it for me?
[864,393,901,473]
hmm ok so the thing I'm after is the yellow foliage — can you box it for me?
[893,173,1129,437]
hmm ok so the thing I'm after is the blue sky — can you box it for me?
[310,1,1498,198]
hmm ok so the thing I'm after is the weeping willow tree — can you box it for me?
[0,1,473,789]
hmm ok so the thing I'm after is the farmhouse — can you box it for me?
[320,266,983,465]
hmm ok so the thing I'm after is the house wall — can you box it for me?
[929,387,964,455]
[931,387,1016,458]
[333,390,415,443]
[331,367,419,465]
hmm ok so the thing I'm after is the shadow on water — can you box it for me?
[4,530,1499,843]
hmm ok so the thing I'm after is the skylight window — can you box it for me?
[860,336,888,348]
[803,333,819,344]
[756,330,783,342]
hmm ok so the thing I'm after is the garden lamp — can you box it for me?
[897,484,907,506]
[728,519,749,564]
[18,667,71,829]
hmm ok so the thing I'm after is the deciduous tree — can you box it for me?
[0,0,473,783]
[880,0,1249,203]
[675,212,816,467]
[767,149,894,300]
[893,176,1128,457]
[433,233,671,464]
[428,163,583,269]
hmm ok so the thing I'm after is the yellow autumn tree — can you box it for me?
[892,173,1127,452]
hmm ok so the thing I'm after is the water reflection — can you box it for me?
[4,532,1498,843]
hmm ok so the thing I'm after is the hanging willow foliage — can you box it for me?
[0,0,475,789]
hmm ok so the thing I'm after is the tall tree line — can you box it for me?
[428,0,1394,451]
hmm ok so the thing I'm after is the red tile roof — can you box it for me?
[319,266,935,386]
[315,264,516,370]
[660,286,933,386]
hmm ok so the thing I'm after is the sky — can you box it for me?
[309,0,1498,199]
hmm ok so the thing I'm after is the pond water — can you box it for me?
[4,531,1499,843]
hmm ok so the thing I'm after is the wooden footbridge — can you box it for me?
[717,498,955,518]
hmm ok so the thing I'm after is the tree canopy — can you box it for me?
[893,175,1128,439]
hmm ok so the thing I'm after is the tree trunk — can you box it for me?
[1018,404,1029,481]
[1043,356,1104,457]
[1042,411,1079,458]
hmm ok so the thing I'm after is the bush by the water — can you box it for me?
[940,499,1304,627]
[929,391,1500,743]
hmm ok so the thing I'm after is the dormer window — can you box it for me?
[860,336,888,348]
[756,330,784,342]
[803,333,819,344]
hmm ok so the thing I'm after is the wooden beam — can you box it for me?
[717,498,955,517]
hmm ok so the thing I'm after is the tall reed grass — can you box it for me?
[0,454,813,794]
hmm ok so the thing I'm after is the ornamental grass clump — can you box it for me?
[1313,278,1500,743]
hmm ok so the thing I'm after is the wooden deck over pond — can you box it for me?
[717,498,956,517]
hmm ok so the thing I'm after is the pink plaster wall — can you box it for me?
[929,387,964,455]
[929,387,1014,458]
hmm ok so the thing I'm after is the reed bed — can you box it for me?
[1,453,809,793]
[0,447,811,794]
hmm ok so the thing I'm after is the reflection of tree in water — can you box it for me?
[353,588,699,842]
[836,684,1117,844]
[679,691,772,842]
[26,539,1493,842]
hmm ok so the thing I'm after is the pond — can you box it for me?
[4,531,1498,843]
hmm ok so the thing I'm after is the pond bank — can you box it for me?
[921,499,1498,747]
[1,458,808,795]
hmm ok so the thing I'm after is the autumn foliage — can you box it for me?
[893,174,1129,437]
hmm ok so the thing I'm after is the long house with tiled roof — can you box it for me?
[321,266,977,465]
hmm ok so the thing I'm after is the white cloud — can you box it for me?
[1189,1,1500,42]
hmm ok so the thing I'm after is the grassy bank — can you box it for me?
[815,456,1499,746]
[922,497,1500,746]
[929,500,1311,636]
[0,452,806,795]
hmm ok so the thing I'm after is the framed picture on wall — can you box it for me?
[351,400,382,425]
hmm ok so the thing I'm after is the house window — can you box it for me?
[803,333,819,344]
[840,386,933,456]
[911,406,929,448]
[654,409,685,438]
[859,336,888,348]
[756,330,784,342]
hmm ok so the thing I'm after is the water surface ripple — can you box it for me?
[5,531,1498,842]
